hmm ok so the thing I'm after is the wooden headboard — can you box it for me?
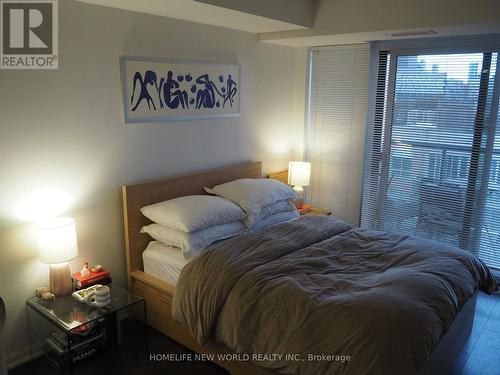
[268,170,288,185]
[122,161,262,280]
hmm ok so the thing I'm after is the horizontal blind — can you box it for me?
[360,50,390,229]
[361,49,500,270]
[307,45,369,225]
[478,71,500,269]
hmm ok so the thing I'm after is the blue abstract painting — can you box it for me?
[121,57,240,123]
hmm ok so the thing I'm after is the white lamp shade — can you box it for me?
[288,161,311,187]
[36,217,78,264]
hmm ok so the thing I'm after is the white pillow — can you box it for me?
[140,195,245,232]
[243,199,297,228]
[251,210,300,232]
[205,179,297,226]
[141,221,245,258]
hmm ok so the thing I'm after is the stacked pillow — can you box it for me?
[206,178,299,230]
[140,179,301,259]
[140,195,246,259]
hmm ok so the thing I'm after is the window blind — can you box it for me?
[361,45,500,271]
[477,63,500,268]
[307,45,369,225]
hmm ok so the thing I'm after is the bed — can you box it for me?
[143,241,188,285]
[122,161,495,375]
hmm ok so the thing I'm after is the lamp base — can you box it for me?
[293,197,305,209]
[293,185,305,209]
[49,263,73,297]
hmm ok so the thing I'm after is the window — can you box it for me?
[443,153,470,183]
[428,153,441,180]
[407,109,438,128]
[490,159,500,186]
[362,46,500,271]
[390,155,412,178]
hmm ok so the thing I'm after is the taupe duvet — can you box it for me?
[172,216,495,375]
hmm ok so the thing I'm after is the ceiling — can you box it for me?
[76,0,500,47]
[76,0,315,33]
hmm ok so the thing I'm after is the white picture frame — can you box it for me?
[120,56,241,123]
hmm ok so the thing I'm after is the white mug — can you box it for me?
[94,286,110,297]
[84,286,111,307]
[94,294,110,303]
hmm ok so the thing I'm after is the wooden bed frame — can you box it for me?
[122,161,477,375]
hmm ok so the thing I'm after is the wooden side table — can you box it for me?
[301,207,332,216]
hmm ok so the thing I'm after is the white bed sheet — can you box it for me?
[142,241,190,285]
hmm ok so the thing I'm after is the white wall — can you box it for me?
[0,0,307,359]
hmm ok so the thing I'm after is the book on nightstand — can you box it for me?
[73,269,111,289]
[298,204,311,214]
[44,321,107,370]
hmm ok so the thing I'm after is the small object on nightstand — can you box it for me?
[35,287,56,301]
[90,264,102,273]
[72,284,103,303]
[40,292,55,301]
[80,262,91,278]
[35,287,50,298]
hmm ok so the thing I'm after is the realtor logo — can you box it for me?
[1,0,58,69]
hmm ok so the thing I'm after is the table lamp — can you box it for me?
[288,161,311,209]
[36,217,78,297]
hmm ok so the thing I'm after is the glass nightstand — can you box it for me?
[26,287,147,373]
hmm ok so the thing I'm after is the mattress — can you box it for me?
[142,241,189,285]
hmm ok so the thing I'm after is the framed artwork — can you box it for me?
[120,56,240,123]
